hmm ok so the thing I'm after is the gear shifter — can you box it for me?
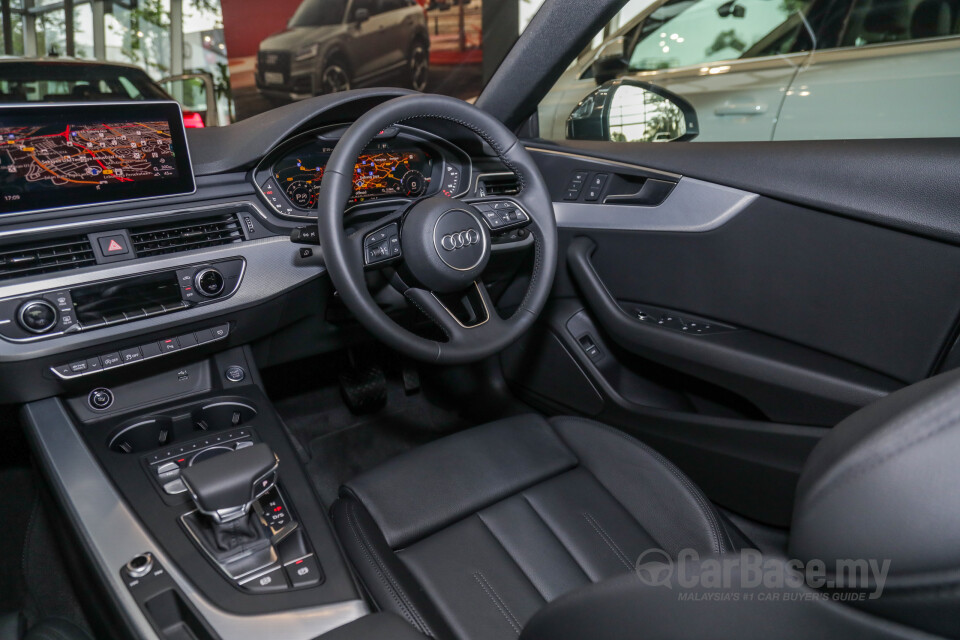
[180,443,282,571]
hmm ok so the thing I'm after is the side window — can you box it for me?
[626,0,811,70]
[838,0,960,46]
[352,0,378,18]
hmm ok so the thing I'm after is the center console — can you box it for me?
[22,347,368,640]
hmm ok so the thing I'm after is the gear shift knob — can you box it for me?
[180,443,278,523]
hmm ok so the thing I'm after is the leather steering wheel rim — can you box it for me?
[316,93,558,364]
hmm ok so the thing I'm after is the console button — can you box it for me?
[120,347,142,364]
[101,352,122,368]
[18,300,58,334]
[162,478,187,495]
[68,360,88,375]
[98,235,129,256]
[88,388,114,411]
[210,324,229,340]
[240,566,288,593]
[160,338,179,353]
[194,329,214,344]
[85,357,103,373]
[53,363,74,378]
[140,342,162,359]
[195,269,225,297]
[284,555,321,589]
[225,366,246,383]
[177,333,198,349]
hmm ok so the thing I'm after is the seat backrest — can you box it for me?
[789,366,960,638]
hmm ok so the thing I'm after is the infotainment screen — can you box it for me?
[0,101,195,215]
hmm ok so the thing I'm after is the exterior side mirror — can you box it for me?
[354,8,370,24]
[566,79,700,143]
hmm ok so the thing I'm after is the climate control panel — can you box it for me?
[0,258,244,343]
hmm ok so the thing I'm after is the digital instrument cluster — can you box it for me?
[255,127,468,219]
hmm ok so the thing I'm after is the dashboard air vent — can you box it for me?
[0,235,96,282]
[477,174,520,197]
[131,213,244,258]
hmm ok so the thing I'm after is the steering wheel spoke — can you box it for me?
[406,281,506,343]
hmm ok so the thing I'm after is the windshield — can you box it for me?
[0,62,171,102]
[628,0,806,70]
[288,0,347,28]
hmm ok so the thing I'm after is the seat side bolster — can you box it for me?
[549,416,734,555]
[331,496,456,640]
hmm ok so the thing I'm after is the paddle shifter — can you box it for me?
[180,443,284,568]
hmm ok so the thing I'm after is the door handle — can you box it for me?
[714,102,767,116]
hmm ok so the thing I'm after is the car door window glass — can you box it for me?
[838,0,960,46]
[627,0,812,70]
[288,0,347,26]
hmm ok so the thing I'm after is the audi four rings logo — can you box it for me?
[440,228,481,251]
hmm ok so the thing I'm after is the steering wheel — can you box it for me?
[316,94,558,364]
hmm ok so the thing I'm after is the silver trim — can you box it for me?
[553,177,757,232]
[0,101,197,219]
[524,145,683,180]
[25,399,369,640]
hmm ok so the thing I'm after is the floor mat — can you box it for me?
[270,369,474,507]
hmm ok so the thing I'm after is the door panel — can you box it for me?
[500,139,960,524]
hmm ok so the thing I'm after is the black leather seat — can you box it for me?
[334,367,960,640]
[331,414,741,640]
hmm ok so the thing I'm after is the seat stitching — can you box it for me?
[582,512,634,572]
[476,511,552,602]
[473,571,522,635]
[519,493,594,582]
[577,464,665,552]
[345,501,432,635]
[553,417,726,554]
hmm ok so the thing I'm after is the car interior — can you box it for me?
[1,1,960,639]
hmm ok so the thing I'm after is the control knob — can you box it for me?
[17,300,58,334]
[194,268,225,298]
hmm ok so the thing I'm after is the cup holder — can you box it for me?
[108,417,176,454]
[107,400,258,454]
[192,401,257,432]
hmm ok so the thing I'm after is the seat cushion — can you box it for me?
[331,415,737,640]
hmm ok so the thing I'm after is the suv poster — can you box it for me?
[221,0,537,121]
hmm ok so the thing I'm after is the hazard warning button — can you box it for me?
[98,235,129,256]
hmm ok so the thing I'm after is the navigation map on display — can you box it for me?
[0,120,178,190]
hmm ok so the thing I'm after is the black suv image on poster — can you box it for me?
[256,0,430,101]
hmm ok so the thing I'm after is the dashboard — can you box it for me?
[0,93,544,406]
[253,125,469,219]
